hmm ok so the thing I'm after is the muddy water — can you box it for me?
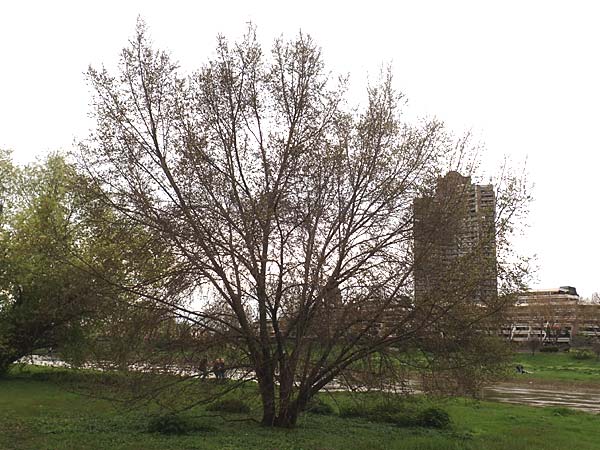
[483,383,600,413]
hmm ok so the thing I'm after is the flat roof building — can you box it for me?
[502,286,600,345]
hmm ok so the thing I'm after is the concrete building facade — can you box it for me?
[413,171,497,303]
[502,286,600,346]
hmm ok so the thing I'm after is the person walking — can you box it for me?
[212,359,220,380]
[198,357,208,380]
[216,358,226,381]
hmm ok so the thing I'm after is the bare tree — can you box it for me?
[575,303,600,358]
[79,22,529,427]
[526,335,541,356]
[589,293,600,304]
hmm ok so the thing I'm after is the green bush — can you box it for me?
[388,411,418,427]
[370,402,406,415]
[30,371,53,382]
[338,400,451,429]
[550,407,578,416]
[540,346,559,353]
[339,402,393,419]
[571,349,595,360]
[339,404,365,418]
[368,402,411,424]
[147,414,191,435]
[306,397,335,415]
[206,398,250,414]
[416,407,451,428]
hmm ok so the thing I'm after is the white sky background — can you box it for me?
[1,0,599,296]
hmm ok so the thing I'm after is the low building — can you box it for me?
[502,286,600,346]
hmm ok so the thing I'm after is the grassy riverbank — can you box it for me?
[512,352,600,384]
[2,366,600,450]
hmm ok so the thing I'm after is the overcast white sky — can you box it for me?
[1,0,599,296]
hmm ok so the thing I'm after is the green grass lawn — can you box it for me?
[512,352,600,383]
[2,366,600,450]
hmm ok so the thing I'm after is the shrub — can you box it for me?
[147,414,191,435]
[338,400,450,429]
[388,411,418,427]
[370,402,406,415]
[306,397,335,415]
[30,371,53,382]
[550,407,578,416]
[338,401,400,420]
[416,407,451,428]
[540,346,559,353]
[339,404,365,418]
[206,398,250,414]
[571,349,595,360]
[368,402,412,424]
[339,401,418,427]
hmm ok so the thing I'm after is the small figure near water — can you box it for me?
[515,364,528,374]
[213,358,226,381]
[198,357,209,380]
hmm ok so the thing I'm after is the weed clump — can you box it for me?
[550,407,578,416]
[147,414,191,435]
[540,346,559,353]
[206,398,251,414]
[339,400,451,429]
[338,404,365,418]
[306,397,335,415]
[571,349,595,360]
[416,407,451,428]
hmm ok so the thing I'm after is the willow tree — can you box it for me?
[80,22,529,427]
[0,154,112,375]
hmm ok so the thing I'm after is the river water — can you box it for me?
[482,383,600,413]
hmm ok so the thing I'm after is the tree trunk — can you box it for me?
[258,362,306,428]
[257,368,276,426]
[0,360,11,377]
[274,366,297,428]
[0,351,19,377]
[274,407,299,428]
[272,389,311,428]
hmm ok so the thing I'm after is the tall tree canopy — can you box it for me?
[0,154,102,374]
[0,151,177,375]
[80,22,529,427]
